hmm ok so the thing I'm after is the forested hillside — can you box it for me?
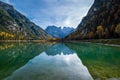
[66,0,120,40]
[0,1,50,40]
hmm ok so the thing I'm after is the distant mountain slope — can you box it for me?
[0,1,51,40]
[45,26,75,38]
[66,0,120,40]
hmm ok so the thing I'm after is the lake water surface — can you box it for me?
[0,42,120,80]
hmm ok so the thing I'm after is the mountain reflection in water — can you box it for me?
[5,44,93,80]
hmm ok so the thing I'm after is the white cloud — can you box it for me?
[31,0,94,29]
[1,0,94,29]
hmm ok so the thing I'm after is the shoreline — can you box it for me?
[67,41,120,47]
[64,39,120,47]
[96,43,120,47]
[0,40,48,42]
[0,39,120,47]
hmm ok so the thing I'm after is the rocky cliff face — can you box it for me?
[66,0,120,40]
[45,26,75,38]
[0,1,51,40]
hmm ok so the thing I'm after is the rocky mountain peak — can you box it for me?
[45,26,75,38]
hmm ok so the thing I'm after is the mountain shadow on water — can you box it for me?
[45,44,75,56]
[66,42,120,80]
[4,43,93,80]
[0,42,51,80]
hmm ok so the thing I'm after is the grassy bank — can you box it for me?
[0,39,120,45]
[0,40,49,43]
[65,39,120,45]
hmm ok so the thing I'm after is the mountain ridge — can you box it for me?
[66,0,120,40]
[0,1,51,40]
[45,26,75,38]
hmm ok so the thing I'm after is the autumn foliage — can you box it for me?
[66,0,120,40]
[0,31,15,40]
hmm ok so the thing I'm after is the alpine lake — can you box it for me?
[0,42,120,80]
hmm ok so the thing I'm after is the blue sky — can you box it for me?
[1,0,94,29]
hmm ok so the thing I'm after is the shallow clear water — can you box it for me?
[0,42,120,80]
